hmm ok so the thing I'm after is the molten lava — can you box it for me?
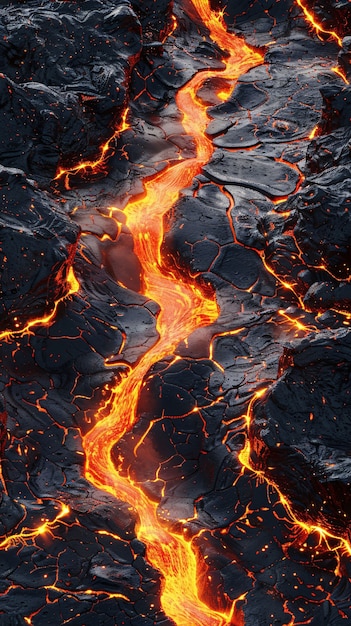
[82,2,262,624]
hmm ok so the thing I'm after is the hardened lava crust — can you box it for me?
[0,1,350,625]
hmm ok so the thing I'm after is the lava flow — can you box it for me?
[82,3,262,625]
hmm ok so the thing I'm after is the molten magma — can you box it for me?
[83,4,262,626]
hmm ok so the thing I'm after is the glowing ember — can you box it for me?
[83,2,262,624]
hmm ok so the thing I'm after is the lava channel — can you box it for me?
[82,2,263,625]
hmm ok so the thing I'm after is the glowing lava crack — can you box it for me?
[82,2,262,625]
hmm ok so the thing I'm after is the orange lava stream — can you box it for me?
[82,3,262,625]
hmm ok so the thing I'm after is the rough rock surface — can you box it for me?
[262,82,351,314]
[301,0,351,39]
[0,166,79,330]
[0,0,350,625]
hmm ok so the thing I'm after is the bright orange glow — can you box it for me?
[66,266,80,294]
[0,266,79,342]
[216,85,234,101]
[82,3,263,625]
[54,107,130,188]
[162,14,178,43]
[296,0,342,47]
[239,392,351,557]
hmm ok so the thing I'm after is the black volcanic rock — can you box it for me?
[263,176,351,286]
[0,166,79,331]
[163,185,232,273]
[0,0,142,181]
[318,84,351,134]
[217,0,297,45]
[112,358,227,506]
[130,0,173,41]
[338,36,351,81]
[262,79,351,308]
[248,329,351,539]
[304,281,351,313]
[0,0,350,623]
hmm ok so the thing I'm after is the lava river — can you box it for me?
[82,2,263,625]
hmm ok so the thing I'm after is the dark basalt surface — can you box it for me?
[249,329,351,539]
[0,0,351,624]
[301,0,351,39]
[262,81,351,313]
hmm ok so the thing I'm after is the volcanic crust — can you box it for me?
[0,0,350,625]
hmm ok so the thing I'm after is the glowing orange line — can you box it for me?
[238,392,351,557]
[0,503,70,550]
[54,107,130,187]
[82,3,263,625]
[332,66,350,84]
[0,267,79,342]
[308,125,319,139]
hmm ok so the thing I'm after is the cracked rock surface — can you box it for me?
[0,0,350,625]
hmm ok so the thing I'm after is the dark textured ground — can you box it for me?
[0,0,350,624]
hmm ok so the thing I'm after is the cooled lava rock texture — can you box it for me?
[0,0,350,625]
